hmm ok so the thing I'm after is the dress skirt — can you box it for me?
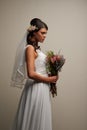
[11,78,52,130]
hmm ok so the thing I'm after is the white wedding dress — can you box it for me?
[11,48,52,130]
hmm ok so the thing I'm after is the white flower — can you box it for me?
[27,25,38,32]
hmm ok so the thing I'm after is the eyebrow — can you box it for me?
[41,31,47,34]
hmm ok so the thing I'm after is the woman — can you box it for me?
[11,18,58,130]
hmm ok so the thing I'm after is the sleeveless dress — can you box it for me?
[11,48,52,130]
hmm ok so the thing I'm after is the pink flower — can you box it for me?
[50,56,56,63]
[50,57,54,63]
[56,56,60,61]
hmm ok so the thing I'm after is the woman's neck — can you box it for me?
[31,37,38,45]
[28,36,40,50]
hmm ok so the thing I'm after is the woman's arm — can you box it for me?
[26,45,58,83]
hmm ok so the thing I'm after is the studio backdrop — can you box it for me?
[0,0,87,130]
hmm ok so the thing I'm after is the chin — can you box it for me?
[41,40,45,43]
[39,39,45,43]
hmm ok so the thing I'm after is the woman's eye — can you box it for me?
[41,32,46,35]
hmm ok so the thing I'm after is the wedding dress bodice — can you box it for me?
[35,49,47,76]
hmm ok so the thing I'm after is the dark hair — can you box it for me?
[26,18,48,48]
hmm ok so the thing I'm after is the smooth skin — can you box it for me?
[26,28,58,83]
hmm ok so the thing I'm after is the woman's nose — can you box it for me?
[43,34,46,38]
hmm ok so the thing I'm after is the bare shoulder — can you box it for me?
[26,45,37,58]
[26,45,34,52]
[26,45,35,55]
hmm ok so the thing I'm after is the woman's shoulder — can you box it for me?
[25,44,38,59]
[25,44,35,51]
[25,45,35,56]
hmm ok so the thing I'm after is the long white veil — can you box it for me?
[10,32,28,88]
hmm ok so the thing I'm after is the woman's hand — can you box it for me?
[49,75,59,83]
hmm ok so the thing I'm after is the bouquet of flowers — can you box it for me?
[46,50,65,97]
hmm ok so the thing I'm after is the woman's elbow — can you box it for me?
[28,71,35,79]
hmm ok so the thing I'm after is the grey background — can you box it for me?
[0,0,87,130]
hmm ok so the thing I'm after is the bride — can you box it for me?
[11,18,58,130]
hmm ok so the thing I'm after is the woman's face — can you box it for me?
[34,28,47,43]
